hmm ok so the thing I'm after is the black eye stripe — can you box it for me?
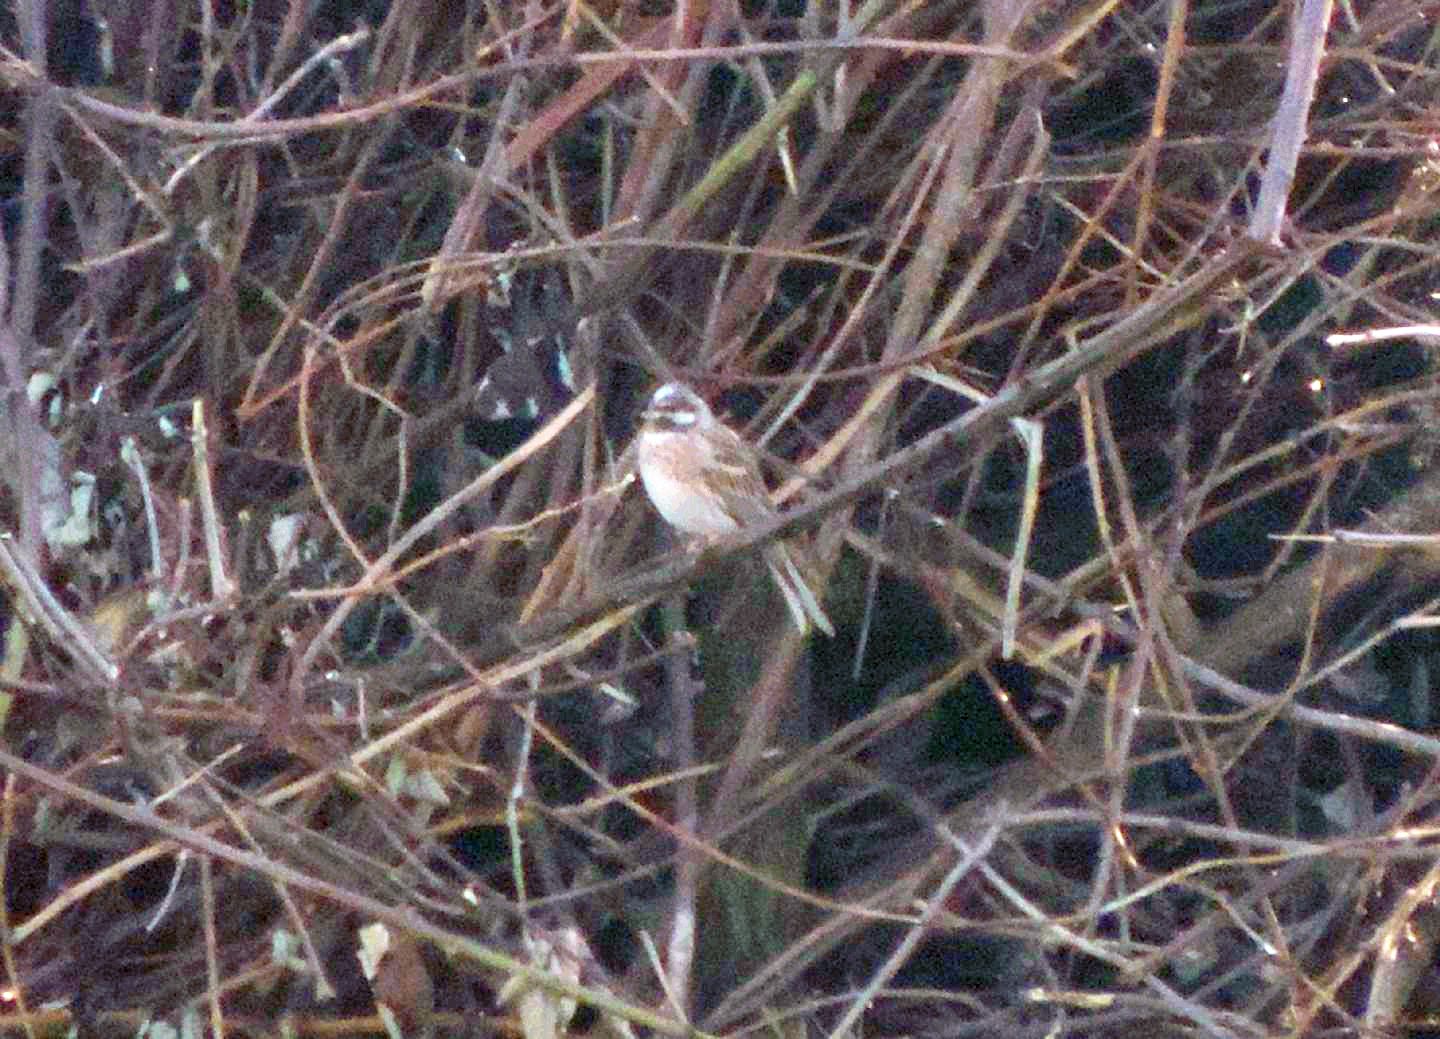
[645,412,695,432]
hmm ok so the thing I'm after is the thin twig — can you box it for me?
[0,533,118,684]
[1250,0,1336,244]
[191,399,236,601]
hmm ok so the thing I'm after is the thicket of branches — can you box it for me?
[2,0,1439,1035]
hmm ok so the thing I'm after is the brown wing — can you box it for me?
[706,423,779,528]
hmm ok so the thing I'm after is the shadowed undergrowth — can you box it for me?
[1,0,1440,1036]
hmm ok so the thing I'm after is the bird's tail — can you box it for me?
[763,542,834,637]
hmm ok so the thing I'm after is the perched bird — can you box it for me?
[636,381,834,637]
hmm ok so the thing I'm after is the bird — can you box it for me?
[635,381,834,637]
